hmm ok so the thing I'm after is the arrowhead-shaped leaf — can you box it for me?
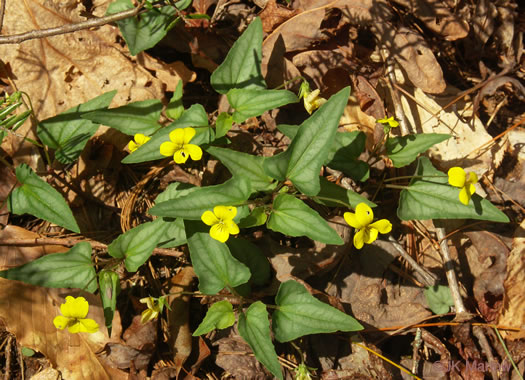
[386,133,451,168]
[273,280,363,342]
[397,157,509,222]
[263,87,351,195]
[193,300,235,336]
[228,89,298,123]
[0,242,97,292]
[37,90,116,164]
[227,238,270,286]
[107,218,170,272]
[206,146,274,191]
[8,164,80,233]
[82,99,163,136]
[150,177,252,220]
[238,302,283,380]
[267,194,343,245]
[210,18,266,94]
[184,220,251,295]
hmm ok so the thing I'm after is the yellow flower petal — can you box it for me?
[182,127,196,144]
[467,171,478,184]
[201,210,219,226]
[169,128,185,144]
[353,228,366,249]
[226,220,240,235]
[344,211,361,229]
[355,203,374,227]
[173,148,190,164]
[160,141,177,157]
[448,167,466,188]
[61,296,89,319]
[185,144,203,161]
[141,308,159,324]
[128,140,139,152]
[134,133,150,145]
[53,315,70,330]
[370,219,392,234]
[214,205,237,220]
[459,186,471,205]
[364,227,378,244]
[67,318,99,334]
[210,223,229,243]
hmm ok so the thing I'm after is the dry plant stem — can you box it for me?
[0,0,5,34]
[0,237,184,258]
[388,235,438,287]
[472,326,498,380]
[0,6,143,44]
[411,328,422,374]
[435,227,469,318]
[382,52,410,135]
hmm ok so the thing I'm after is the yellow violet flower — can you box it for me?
[303,89,327,114]
[160,127,203,164]
[128,133,151,152]
[448,167,478,205]
[344,203,392,249]
[139,296,162,324]
[377,116,399,128]
[201,206,240,243]
[53,296,99,334]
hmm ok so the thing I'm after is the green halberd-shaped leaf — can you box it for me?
[122,104,210,164]
[238,206,268,228]
[314,177,375,209]
[238,302,283,380]
[107,218,170,272]
[184,220,251,295]
[267,193,343,245]
[166,80,184,120]
[98,270,120,332]
[82,99,163,136]
[37,90,116,164]
[106,0,176,56]
[211,18,266,94]
[215,112,233,139]
[0,242,97,293]
[228,89,298,123]
[424,285,454,315]
[397,157,509,222]
[386,133,451,168]
[8,164,80,233]
[193,300,236,336]
[273,280,363,342]
[150,177,252,220]
[263,87,351,196]
[206,146,274,192]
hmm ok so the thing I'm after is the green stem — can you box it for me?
[493,327,524,379]
[384,184,409,190]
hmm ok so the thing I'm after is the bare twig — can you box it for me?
[0,236,185,258]
[0,0,6,34]
[0,7,142,45]
[435,226,471,320]
[472,326,498,380]
[388,235,438,287]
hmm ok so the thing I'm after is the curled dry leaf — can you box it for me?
[497,220,525,340]
[260,0,300,33]
[0,0,194,164]
[396,87,506,175]
[392,0,469,41]
[376,26,446,94]
[472,0,498,44]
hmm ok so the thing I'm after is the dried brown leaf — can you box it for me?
[0,279,124,379]
[497,221,525,340]
[379,26,446,94]
[167,266,196,376]
[393,0,469,41]
[260,0,299,33]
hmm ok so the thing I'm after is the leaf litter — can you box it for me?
[0,0,524,378]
